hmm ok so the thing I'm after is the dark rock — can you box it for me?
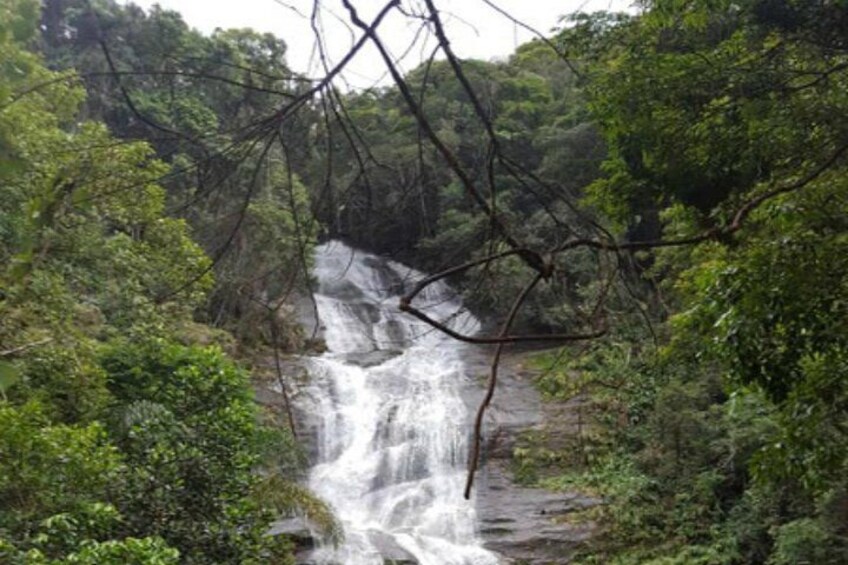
[319,278,365,300]
[362,256,406,296]
[460,345,602,564]
[476,459,599,563]
[343,349,403,367]
[268,517,316,551]
[344,301,382,324]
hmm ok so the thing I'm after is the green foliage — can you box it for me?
[14,345,111,423]
[3,0,845,564]
[302,51,606,333]
[100,341,291,563]
[0,360,20,399]
[256,475,344,547]
[0,402,122,546]
[0,0,39,44]
[2,533,181,565]
[208,170,317,347]
[38,0,316,347]
[668,176,848,495]
[0,6,328,564]
[768,517,848,565]
[1,42,211,337]
[519,3,848,563]
[581,1,848,228]
[60,537,180,564]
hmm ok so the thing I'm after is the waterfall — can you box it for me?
[306,241,499,565]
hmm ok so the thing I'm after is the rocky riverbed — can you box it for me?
[254,342,599,564]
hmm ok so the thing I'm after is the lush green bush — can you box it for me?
[0,403,122,542]
[100,341,288,563]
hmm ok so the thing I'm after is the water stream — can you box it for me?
[306,241,499,565]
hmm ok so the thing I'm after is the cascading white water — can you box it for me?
[307,241,499,565]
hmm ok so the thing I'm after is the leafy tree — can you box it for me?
[38,0,317,347]
[0,4,330,562]
[517,2,848,562]
[100,341,296,563]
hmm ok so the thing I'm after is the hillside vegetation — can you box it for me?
[1,0,846,563]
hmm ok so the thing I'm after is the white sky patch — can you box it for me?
[122,0,633,88]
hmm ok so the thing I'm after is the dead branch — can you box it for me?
[464,272,542,498]
[0,338,54,358]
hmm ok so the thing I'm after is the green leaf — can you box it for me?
[0,360,20,395]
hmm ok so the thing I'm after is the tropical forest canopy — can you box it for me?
[0,0,846,563]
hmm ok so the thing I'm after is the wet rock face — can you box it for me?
[270,348,601,564]
[276,243,599,564]
[476,461,598,563]
[261,342,600,565]
[461,347,601,564]
[342,349,403,368]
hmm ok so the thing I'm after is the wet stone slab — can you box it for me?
[461,347,602,564]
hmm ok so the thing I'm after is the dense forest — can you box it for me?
[1,0,846,563]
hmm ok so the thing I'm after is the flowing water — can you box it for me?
[306,241,499,565]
